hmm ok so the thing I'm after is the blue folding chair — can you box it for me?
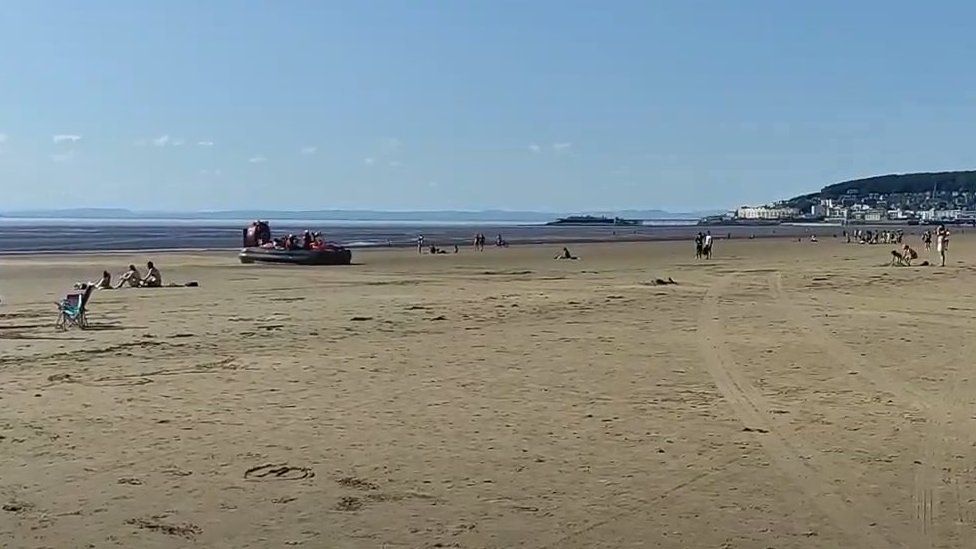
[56,284,95,330]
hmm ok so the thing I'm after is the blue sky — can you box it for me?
[2,1,975,212]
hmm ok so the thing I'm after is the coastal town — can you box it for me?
[703,184,976,225]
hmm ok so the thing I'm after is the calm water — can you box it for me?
[0,218,855,253]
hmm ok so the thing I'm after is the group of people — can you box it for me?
[846,229,903,245]
[87,261,162,290]
[890,244,920,266]
[473,233,488,251]
[694,231,713,260]
[273,230,331,251]
[417,233,508,254]
[886,225,950,267]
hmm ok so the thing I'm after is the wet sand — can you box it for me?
[2,237,975,547]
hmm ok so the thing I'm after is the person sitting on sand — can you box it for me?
[142,261,162,288]
[93,270,112,290]
[554,247,578,260]
[114,264,142,289]
[902,244,918,266]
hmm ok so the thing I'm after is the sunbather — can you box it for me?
[142,261,162,287]
[554,247,578,260]
[114,265,142,288]
[93,270,112,289]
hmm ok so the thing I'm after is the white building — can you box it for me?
[922,209,962,221]
[736,206,799,220]
[864,209,886,222]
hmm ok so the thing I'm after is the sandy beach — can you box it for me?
[3,236,976,548]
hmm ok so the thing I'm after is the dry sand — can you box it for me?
[2,236,976,548]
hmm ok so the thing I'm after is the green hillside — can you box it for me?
[820,171,976,198]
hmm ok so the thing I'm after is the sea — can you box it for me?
[0,217,843,253]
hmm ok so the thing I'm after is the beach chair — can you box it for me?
[55,284,95,330]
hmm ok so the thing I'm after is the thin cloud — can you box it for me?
[528,143,541,153]
[248,155,267,163]
[552,142,572,154]
[52,134,81,143]
[172,138,185,146]
[0,133,8,144]
[50,151,76,162]
[152,135,170,147]
[388,160,403,168]
[199,168,223,176]
[363,157,375,165]
[197,140,215,147]
[427,181,438,188]
[300,146,317,155]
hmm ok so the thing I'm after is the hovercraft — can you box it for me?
[239,221,352,265]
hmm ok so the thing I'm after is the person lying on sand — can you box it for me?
[554,247,579,260]
[114,265,142,289]
[652,277,678,285]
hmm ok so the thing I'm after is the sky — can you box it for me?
[2,1,976,213]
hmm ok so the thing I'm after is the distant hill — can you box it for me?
[0,208,722,222]
[821,171,976,197]
[788,171,976,203]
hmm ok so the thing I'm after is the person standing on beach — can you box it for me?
[417,234,425,254]
[694,233,703,259]
[936,225,949,267]
[703,231,713,259]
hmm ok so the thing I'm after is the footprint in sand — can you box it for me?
[334,496,364,511]
[244,463,314,481]
[125,517,201,539]
[336,476,378,490]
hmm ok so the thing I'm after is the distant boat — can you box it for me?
[546,215,640,226]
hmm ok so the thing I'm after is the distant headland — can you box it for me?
[711,171,976,226]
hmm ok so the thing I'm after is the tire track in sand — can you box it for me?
[768,272,976,547]
[699,274,895,548]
